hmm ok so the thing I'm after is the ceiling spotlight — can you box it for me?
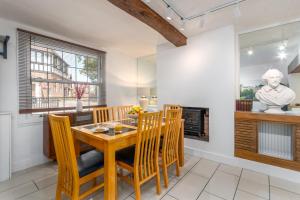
[278,51,287,60]
[165,5,173,21]
[247,48,253,55]
[278,40,288,51]
[278,45,285,51]
[233,3,241,18]
[179,18,186,31]
[199,15,205,28]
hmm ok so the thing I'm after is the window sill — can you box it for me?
[19,104,107,114]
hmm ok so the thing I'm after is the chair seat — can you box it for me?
[77,150,104,178]
[116,146,135,166]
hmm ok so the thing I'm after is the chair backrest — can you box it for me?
[134,111,163,182]
[163,104,181,117]
[93,107,114,123]
[114,105,133,120]
[162,108,182,165]
[49,114,79,196]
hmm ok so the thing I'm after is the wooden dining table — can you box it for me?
[71,119,185,200]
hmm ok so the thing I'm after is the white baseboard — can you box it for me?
[185,146,300,183]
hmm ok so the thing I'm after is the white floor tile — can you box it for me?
[124,196,135,200]
[270,176,300,195]
[34,174,57,190]
[168,172,208,200]
[0,181,38,200]
[204,171,239,200]
[117,180,134,200]
[238,178,269,199]
[270,186,300,200]
[87,189,104,200]
[241,169,268,185]
[197,191,224,200]
[218,164,242,177]
[7,154,300,200]
[161,194,177,200]
[18,184,56,200]
[174,154,200,178]
[0,167,55,193]
[190,159,219,179]
[131,174,178,200]
[84,180,132,200]
[234,190,266,200]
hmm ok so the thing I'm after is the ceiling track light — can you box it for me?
[247,48,253,55]
[278,40,288,51]
[165,5,173,21]
[161,0,247,22]
[278,51,287,60]
[179,18,186,31]
[199,15,205,28]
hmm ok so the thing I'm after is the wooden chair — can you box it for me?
[160,108,182,188]
[49,115,105,200]
[116,111,163,200]
[93,107,114,123]
[163,104,181,117]
[114,105,133,120]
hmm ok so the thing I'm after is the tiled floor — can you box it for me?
[1,153,300,200]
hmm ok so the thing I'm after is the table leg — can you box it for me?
[179,121,185,167]
[104,143,117,200]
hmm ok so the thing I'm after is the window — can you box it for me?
[18,29,106,113]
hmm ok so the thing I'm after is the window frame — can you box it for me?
[18,29,106,114]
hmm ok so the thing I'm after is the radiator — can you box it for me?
[258,121,294,160]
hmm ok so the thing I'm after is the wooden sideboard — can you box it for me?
[43,111,95,159]
[235,111,300,171]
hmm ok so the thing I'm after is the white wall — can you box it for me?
[137,54,156,98]
[157,26,300,182]
[0,18,137,172]
[289,73,300,104]
[158,26,236,157]
[106,50,137,106]
[240,63,288,87]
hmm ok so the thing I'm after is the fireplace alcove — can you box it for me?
[182,107,209,142]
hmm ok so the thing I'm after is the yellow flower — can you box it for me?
[129,105,143,114]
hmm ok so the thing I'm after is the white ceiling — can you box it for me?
[240,42,298,67]
[240,21,300,85]
[0,0,164,57]
[1,0,300,57]
[240,21,300,67]
[146,0,300,38]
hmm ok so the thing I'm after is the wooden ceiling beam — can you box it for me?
[107,0,187,47]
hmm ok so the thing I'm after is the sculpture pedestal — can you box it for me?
[265,105,285,114]
[235,111,300,172]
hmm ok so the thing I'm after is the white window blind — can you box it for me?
[17,29,106,113]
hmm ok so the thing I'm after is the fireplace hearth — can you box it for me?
[182,107,209,141]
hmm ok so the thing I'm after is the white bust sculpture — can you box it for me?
[255,69,296,113]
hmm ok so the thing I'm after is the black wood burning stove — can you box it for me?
[182,107,209,141]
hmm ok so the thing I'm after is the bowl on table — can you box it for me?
[94,126,109,133]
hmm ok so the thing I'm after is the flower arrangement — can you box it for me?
[128,105,143,121]
[74,84,87,100]
[128,105,143,115]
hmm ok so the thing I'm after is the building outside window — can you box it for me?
[18,29,106,113]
